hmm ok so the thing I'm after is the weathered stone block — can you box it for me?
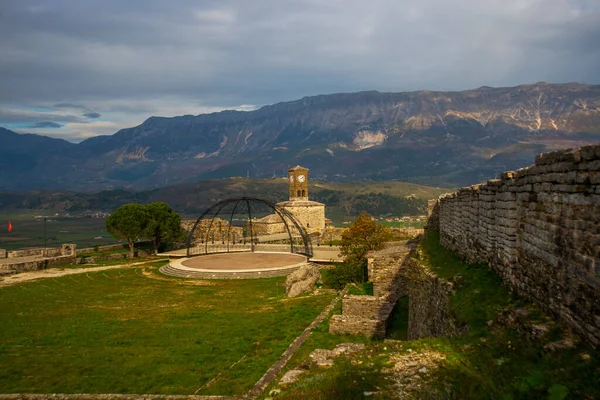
[580,145,600,161]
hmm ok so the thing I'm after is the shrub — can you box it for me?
[322,261,367,290]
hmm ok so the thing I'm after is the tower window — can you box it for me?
[302,190,305,197]
[297,190,301,197]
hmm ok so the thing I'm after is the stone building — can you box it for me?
[254,166,327,235]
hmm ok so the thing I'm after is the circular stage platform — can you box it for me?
[160,251,308,279]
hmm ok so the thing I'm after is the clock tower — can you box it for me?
[288,165,309,201]
[254,164,326,234]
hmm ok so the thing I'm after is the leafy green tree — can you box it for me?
[144,202,182,254]
[105,203,150,254]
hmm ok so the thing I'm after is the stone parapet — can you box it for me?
[437,144,600,346]
[329,315,385,338]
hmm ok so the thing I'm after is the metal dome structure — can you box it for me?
[185,197,313,258]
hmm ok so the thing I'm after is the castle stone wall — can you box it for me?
[407,271,467,340]
[329,242,412,338]
[437,144,600,346]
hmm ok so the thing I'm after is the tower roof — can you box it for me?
[289,165,308,171]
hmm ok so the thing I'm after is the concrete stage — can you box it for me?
[160,251,309,279]
[158,244,342,263]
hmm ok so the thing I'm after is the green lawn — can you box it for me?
[0,263,335,396]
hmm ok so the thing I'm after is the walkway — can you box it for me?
[0,260,166,288]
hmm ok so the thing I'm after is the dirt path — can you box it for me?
[0,260,167,288]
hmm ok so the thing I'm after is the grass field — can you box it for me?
[0,262,335,396]
[0,214,114,250]
[274,232,600,399]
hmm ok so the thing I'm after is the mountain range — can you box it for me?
[2,82,599,191]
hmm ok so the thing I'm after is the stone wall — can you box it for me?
[437,144,600,346]
[407,268,467,340]
[281,202,326,233]
[181,219,243,244]
[0,254,77,275]
[425,199,441,231]
[329,242,413,338]
[328,239,466,340]
[77,241,152,255]
[7,248,45,258]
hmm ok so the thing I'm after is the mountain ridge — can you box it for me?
[2,82,600,190]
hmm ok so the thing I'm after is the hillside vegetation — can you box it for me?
[0,178,449,221]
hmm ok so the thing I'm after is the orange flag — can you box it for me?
[8,221,12,232]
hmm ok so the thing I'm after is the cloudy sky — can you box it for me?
[1,0,599,142]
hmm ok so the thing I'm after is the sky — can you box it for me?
[1,0,599,142]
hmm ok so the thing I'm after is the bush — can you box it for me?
[322,260,367,290]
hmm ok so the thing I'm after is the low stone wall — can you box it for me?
[7,244,76,259]
[7,248,44,258]
[391,227,424,239]
[329,242,413,338]
[0,254,77,275]
[436,144,600,346]
[77,241,152,255]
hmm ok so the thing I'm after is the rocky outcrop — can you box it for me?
[308,343,365,367]
[285,265,321,297]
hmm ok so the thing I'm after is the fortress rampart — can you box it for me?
[431,144,600,346]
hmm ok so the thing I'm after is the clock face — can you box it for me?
[298,175,305,183]
[289,175,294,182]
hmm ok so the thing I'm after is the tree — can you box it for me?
[323,212,392,289]
[105,203,150,254]
[144,202,182,254]
[340,211,392,267]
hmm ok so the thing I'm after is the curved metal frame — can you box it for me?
[185,197,313,258]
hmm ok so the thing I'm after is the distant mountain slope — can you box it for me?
[2,82,600,190]
[0,128,76,190]
[0,178,450,220]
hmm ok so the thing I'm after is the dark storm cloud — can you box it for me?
[0,108,83,124]
[83,112,101,119]
[29,121,63,128]
[54,103,87,109]
[0,0,598,140]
